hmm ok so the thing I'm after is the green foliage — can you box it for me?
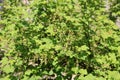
[0,0,120,80]
[108,0,120,21]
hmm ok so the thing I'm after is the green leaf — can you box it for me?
[16,59,23,66]
[79,69,87,75]
[1,57,9,65]
[71,67,79,74]
[107,71,120,80]
[3,65,15,73]
[46,24,55,35]
[25,70,32,76]
[29,76,41,80]
[0,75,11,80]
[84,74,96,80]
[118,46,120,54]
[54,45,62,50]
[52,57,58,66]
[66,50,74,58]
[77,45,89,51]
[49,70,54,75]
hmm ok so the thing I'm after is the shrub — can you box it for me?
[0,0,120,80]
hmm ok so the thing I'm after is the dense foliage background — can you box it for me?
[0,0,120,80]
